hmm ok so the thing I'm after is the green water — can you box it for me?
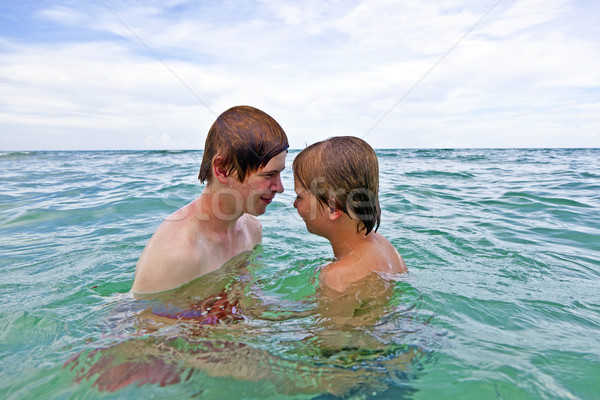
[1,149,599,399]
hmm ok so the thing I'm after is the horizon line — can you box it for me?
[2,146,599,152]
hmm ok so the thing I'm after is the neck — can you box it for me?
[193,185,243,234]
[328,233,360,259]
[326,217,368,259]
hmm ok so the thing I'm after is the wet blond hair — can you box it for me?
[198,106,289,184]
[293,136,381,234]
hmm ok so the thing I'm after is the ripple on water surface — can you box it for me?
[1,149,599,399]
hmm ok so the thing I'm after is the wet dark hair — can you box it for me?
[293,136,381,235]
[198,106,289,184]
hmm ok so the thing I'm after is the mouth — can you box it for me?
[260,196,274,205]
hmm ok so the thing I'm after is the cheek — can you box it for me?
[296,202,308,218]
[263,177,276,189]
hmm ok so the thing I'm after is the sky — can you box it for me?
[0,0,599,150]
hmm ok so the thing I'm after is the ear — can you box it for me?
[327,201,342,221]
[212,156,229,184]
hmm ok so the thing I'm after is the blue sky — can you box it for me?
[1,0,599,150]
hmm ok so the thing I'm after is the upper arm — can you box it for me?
[319,262,347,293]
[131,227,200,294]
[318,263,367,319]
[319,256,374,293]
[132,248,195,294]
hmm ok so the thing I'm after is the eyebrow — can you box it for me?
[262,166,285,174]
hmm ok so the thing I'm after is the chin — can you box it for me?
[248,206,267,217]
[306,226,328,239]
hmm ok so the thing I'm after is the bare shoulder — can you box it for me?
[369,233,407,273]
[319,261,343,293]
[320,234,406,293]
[319,257,363,293]
[239,213,262,246]
[131,212,202,294]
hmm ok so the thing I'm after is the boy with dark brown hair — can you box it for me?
[132,106,288,294]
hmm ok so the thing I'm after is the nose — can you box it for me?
[293,198,299,208]
[273,175,284,193]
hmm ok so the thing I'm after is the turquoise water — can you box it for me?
[1,148,599,399]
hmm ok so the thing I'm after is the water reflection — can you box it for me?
[67,250,431,398]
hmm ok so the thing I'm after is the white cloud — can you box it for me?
[36,6,88,26]
[0,0,599,150]
[483,0,570,38]
[144,133,177,148]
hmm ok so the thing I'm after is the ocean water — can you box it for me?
[1,148,599,399]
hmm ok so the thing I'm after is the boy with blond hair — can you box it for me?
[293,136,406,294]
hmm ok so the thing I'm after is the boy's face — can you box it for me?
[231,150,287,216]
[293,179,329,236]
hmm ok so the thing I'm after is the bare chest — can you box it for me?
[194,231,256,274]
